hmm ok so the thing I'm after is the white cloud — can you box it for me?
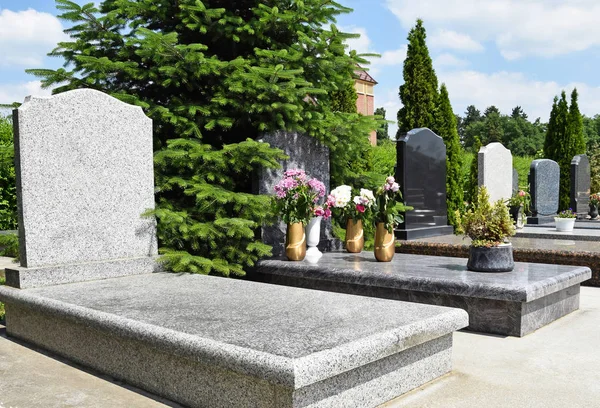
[429,29,484,53]
[439,69,600,121]
[0,8,68,66]
[385,0,600,59]
[0,81,53,106]
[434,53,469,69]
[340,26,372,55]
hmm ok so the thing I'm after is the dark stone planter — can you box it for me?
[467,243,514,273]
[589,204,598,220]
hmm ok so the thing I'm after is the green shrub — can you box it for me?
[0,233,19,259]
[0,115,17,230]
[513,155,534,188]
[455,186,516,247]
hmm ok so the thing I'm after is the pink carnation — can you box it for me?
[391,182,400,192]
[518,190,526,197]
[326,194,336,207]
[356,204,365,213]
[314,206,325,217]
[324,208,332,219]
[386,176,395,184]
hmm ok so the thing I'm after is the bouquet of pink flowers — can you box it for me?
[273,169,327,225]
[373,176,412,232]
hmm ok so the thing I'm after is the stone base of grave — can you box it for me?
[515,226,600,242]
[0,273,467,408]
[5,257,160,289]
[395,225,454,240]
[254,252,591,337]
[527,215,556,224]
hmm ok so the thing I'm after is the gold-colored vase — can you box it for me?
[374,222,395,262]
[345,218,364,253]
[286,222,306,261]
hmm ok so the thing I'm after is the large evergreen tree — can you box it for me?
[29,0,378,276]
[435,84,463,227]
[396,19,438,137]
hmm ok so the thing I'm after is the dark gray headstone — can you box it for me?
[512,168,519,196]
[529,159,559,216]
[258,131,339,255]
[395,128,453,239]
[571,154,590,218]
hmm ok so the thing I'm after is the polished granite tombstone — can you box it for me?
[571,154,590,219]
[254,252,591,337]
[528,159,560,224]
[258,131,340,254]
[395,128,453,240]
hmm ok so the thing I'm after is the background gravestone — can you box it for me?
[257,131,340,255]
[512,168,519,196]
[478,143,513,203]
[6,89,158,288]
[395,128,453,240]
[571,154,590,219]
[528,159,560,224]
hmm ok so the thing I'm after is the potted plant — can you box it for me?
[273,169,326,261]
[506,189,530,229]
[329,185,375,253]
[455,186,516,272]
[589,193,600,219]
[372,176,412,262]
[555,209,576,232]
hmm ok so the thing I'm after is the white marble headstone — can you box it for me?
[478,142,513,203]
[7,89,158,288]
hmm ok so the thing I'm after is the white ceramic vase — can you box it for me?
[554,217,575,232]
[305,216,322,262]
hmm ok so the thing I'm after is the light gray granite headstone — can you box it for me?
[512,168,519,196]
[529,159,560,216]
[258,131,340,255]
[6,89,158,288]
[571,154,590,218]
[478,142,513,203]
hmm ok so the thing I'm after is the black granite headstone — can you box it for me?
[257,131,340,254]
[528,159,559,224]
[395,128,453,240]
[512,168,519,196]
[571,154,590,219]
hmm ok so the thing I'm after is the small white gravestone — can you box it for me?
[478,142,513,203]
[6,89,158,288]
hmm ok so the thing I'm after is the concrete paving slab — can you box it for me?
[0,327,180,408]
[386,286,600,408]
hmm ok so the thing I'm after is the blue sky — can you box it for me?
[2,0,600,136]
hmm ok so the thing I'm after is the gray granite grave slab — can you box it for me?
[254,252,591,337]
[515,225,600,241]
[571,154,590,218]
[258,131,340,254]
[478,142,513,203]
[0,273,468,408]
[528,159,560,223]
[395,128,453,240]
[7,89,157,288]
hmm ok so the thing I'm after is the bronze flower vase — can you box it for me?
[285,222,306,261]
[374,222,395,262]
[345,218,364,253]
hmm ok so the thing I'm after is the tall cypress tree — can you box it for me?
[396,19,439,137]
[29,0,379,276]
[435,84,463,227]
[374,107,388,141]
[544,92,571,210]
[569,88,586,156]
[465,136,481,206]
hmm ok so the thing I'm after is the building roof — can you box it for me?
[354,68,377,84]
